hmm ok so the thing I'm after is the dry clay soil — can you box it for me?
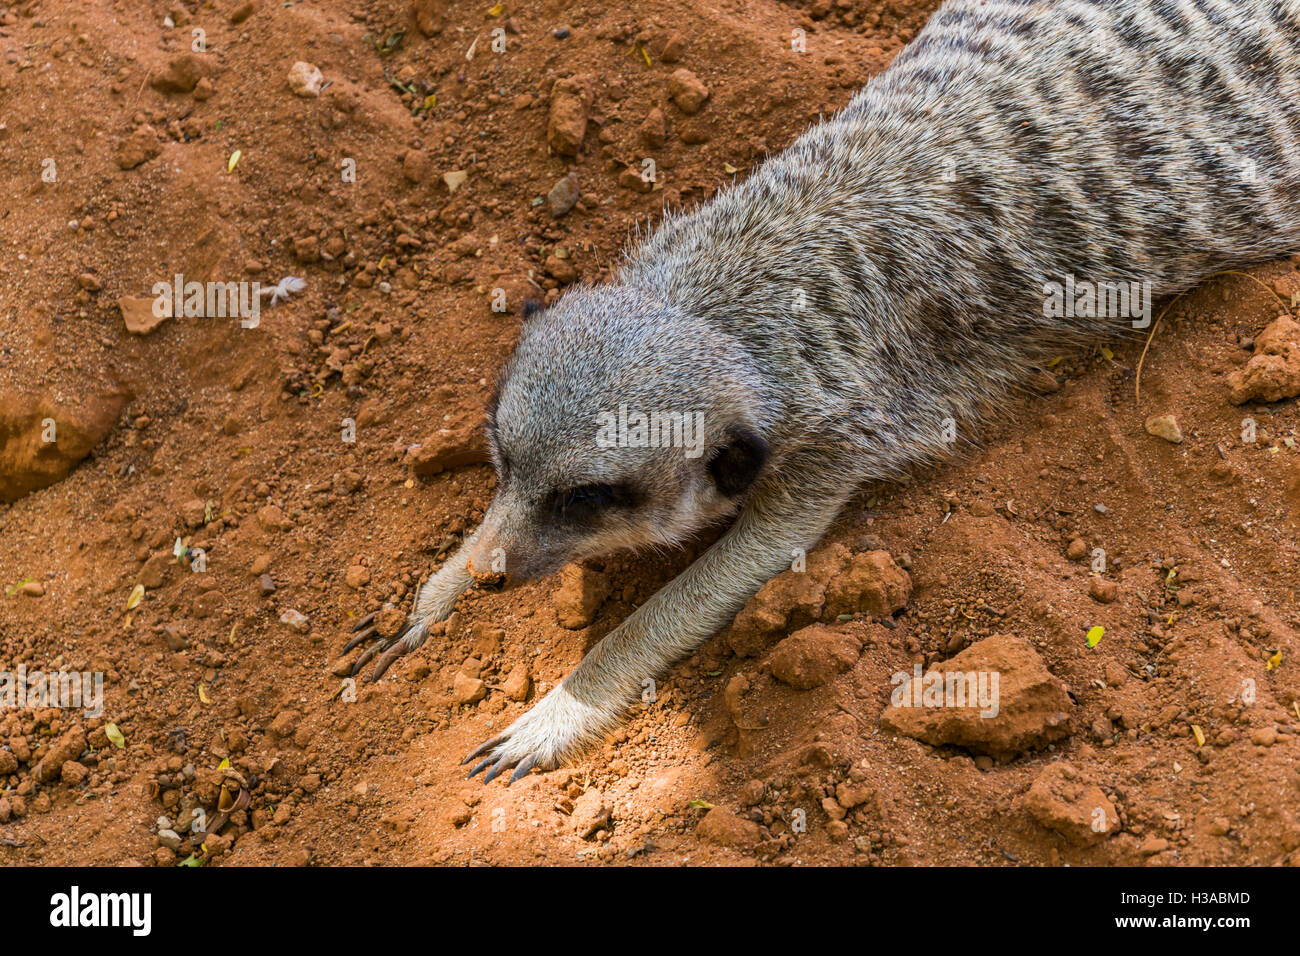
[1,0,1299,867]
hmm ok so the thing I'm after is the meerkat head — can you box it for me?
[462,284,769,585]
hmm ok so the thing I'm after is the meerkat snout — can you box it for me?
[469,284,771,585]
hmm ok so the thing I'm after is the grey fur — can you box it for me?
[359,0,1300,777]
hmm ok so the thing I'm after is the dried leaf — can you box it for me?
[104,723,126,749]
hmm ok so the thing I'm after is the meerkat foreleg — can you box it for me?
[465,457,859,783]
[344,527,482,680]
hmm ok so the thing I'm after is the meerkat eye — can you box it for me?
[551,482,637,518]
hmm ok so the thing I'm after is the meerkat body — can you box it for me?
[351,0,1300,780]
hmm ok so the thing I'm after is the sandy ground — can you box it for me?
[1,0,1299,866]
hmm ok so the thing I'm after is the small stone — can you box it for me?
[1089,577,1119,604]
[402,149,432,183]
[571,788,611,839]
[116,125,162,170]
[1020,761,1118,846]
[696,807,762,848]
[547,75,593,156]
[1144,414,1183,444]
[639,107,667,148]
[17,580,43,597]
[1066,538,1088,561]
[554,564,610,629]
[287,61,324,97]
[279,608,310,633]
[151,54,205,94]
[766,624,860,689]
[667,68,710,114]
[502,665,531,701]
[547,173,581,217]
[453,672,487,705]
[345,565,371,589]
[1139,835,1170,856]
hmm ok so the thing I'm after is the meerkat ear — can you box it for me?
[707,425,768,498]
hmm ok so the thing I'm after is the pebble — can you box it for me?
[287,61,324,98]
[1144,413,1183,444]
[667,69,710,114]
[547,173,581,217]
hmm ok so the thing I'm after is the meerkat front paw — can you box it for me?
[342,612,439,681]
[463,684,616,784]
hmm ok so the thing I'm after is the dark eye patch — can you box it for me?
[549,482,639,519]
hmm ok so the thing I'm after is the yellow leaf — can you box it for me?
[127,584,145,610]
[723,162,738,174]
[487,3,503,14]
[424,93,437,109]
[104,723,126,749]
[1267,649,1283,670]
[1192,724,1206,747]
[641,46,652,67]
[1100,346,1115,360]
[217,757,230,770]
[1047,356,1063,367]
[227,149,242,172]
[199,683,211,704]
[1086,625,1104,648]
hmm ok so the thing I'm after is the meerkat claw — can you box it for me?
[462,735,507,764]
[341,626,376,654]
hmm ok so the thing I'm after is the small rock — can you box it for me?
[571,788,611,839]
[1144,414,1183,444]
[287,61,324,98]
[116,125,162,170]
[765,624,860,690]
[150,54,205,94]
[554,564,610,629]
[453,672,487,705]
[345,565,371,589]
[880,634,1075,757]
[1066,537,1088,561]
[402,149,432,184]
[405,419,490,476]
[639,107,667,148]
[502,665,531,701]
[34,729,86,783]
[696,807,762,848]
[547,74,593,156]
[279,608,310,633]
[1019,761,1118,846]
[1088,577,1119,604]
[412,0,447,36]
[667,68,710,114]
[547,173,581,217]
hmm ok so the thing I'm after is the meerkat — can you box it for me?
[348,0,1300,782]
